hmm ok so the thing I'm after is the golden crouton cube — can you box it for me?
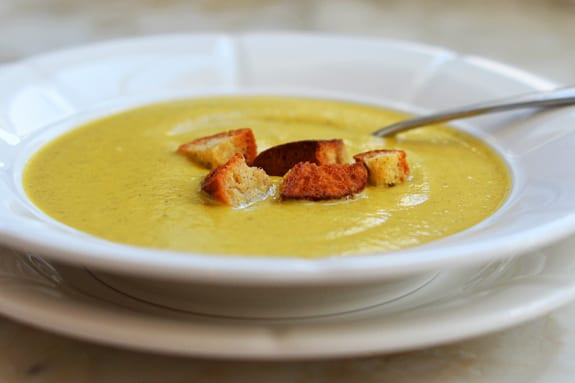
[201,153,272,207]
[178,128,257,169]
[353,149,409,186]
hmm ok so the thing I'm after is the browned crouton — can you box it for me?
[353,149,410,186]
[201,153,272,207]
[253,139,345,176]
[178,128,257,169]
[281,162,368,201]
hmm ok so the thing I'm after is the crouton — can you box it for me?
[201,153,272,207]
[353,149,410,186]
[253,139,345,176]
[178,128,257,169]
[281,162,368,201]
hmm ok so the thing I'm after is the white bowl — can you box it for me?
[1,33,575,309]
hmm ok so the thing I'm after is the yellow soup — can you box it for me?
[24,97,510,258]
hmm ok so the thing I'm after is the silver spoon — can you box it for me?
[373,86,575,137]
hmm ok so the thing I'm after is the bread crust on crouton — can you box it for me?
[201,153,271,207]
[178,128,257,169]
[353,149,409,186]
[281,162,367,201]
[253,139,345,176]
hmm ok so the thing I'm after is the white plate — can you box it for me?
[1,233,575,359]
[1,33,575,284]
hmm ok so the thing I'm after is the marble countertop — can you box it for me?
[1,0,575,381]
[0,303,574,383]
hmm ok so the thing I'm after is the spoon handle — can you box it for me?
[373,86,575,137]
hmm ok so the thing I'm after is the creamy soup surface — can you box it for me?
[24,97,510,258]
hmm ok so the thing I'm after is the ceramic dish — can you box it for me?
[1,233,575,358]
[1,33,575,287]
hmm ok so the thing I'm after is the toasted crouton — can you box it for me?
[178,128,257,169]
[201,153,272,207]
[281,162,368,201]
[353,149,409,186]
[253,139,345,176]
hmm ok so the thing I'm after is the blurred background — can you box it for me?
[1,0,574,83]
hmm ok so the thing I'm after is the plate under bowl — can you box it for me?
[1,234,575,358]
